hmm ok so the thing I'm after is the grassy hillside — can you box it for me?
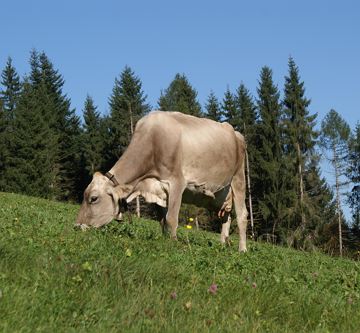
[0,192,359,333]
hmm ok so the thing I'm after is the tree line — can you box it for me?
[0,50,359,257]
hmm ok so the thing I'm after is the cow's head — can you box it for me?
[75,172,132,229]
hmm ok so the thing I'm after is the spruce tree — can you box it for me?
[236,84,257,136]
[204,91,222,121]
[37,51,81,200]
[1,57,21,115]
[82,95,104,176]
[303,154,337,250]
[222,87,239,129]
[107,66,150,166]
[320,109,351,256]
[6,80,58,197]
[283,57,318,231]
[255,66,285,240]
[348,122,360,243]
[0,57,21,191]
[0,98,5,189]
[158,73,202,117]
[4,50,81,200]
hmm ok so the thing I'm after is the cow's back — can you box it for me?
[137,111,239,194]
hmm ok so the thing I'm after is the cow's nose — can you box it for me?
[74,223,89,231]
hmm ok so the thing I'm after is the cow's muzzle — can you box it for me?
[74,223,90,231]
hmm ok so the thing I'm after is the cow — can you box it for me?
[76,111,248,252]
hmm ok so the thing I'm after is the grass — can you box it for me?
[0,192,359,332]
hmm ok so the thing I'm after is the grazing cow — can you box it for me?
[76,111,248,252]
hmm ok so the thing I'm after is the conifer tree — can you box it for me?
[236,83,257,238]
[283,57,318,231]
[1,57,21,115]
[204,91,222,121]
[29,49,41,86]
[108,66,150,166]
[0,57,21,191]
[236,84,257,136]
[222,87,239,129]
[82,95,104,176]
[37,51,81,200]
[6,80,58,197]
[320,109,351,256]
[159,73,202,117]
[348,122,360,242]
[5,50,81,200]
[303,154,337,250]
[255,66,285,240]
[0,98,5,189]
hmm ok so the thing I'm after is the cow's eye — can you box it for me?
[90,195,98,204]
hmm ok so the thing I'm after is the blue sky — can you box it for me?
[1,0,359,216]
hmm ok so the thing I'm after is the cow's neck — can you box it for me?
[108,148,151,187]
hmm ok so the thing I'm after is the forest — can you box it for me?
[0,50,359,258]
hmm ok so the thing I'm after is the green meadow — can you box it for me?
[0,192,359,332]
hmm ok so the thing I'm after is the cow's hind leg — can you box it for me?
[219,189,233,244]
[153,204,167,235]
[220,214,232,244]
[232,175,248,252]
[165,180,186,239]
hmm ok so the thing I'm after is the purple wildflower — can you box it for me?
[208,283,218,294]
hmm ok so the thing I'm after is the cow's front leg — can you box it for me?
[165,179,186,239]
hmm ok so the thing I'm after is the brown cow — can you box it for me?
[76,111,248,251]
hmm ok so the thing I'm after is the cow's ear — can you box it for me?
[106,186,120,204]
[93,172,103,178]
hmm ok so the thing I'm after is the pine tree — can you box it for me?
[4,50,81,200]
[302,154,338,250]
[0,57,22,191]
[29,49,41,86]
[204,91,222,121]
[283,57,318,231]
[348,122,360,245]
[0,98,5,189]
[255,66,285,241]
[236,84,257,136]
[82,95,104,176]
[6,80,58,197]
[158,73,202,117]
[38,51,81,200]
[222,87,239,129]
[320,109,351,256]
[1,57,21,115]
[107,66,150,166]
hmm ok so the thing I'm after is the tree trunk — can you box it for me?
[296,142,306,228]
[245,146,254,239]
[333,145,343,257]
